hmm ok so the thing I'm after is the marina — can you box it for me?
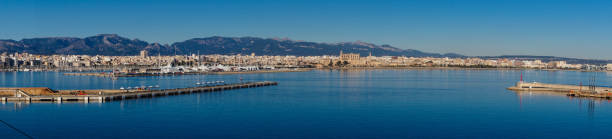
[3,69,612,138]
[63,69,312,77]
[0,81,277,103]
[3,1,612,138]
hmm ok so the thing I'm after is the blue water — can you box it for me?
[1,69,612,138]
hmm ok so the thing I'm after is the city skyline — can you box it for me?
[1,0,612,59]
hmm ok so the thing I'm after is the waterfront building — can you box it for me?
[337,50,369,66]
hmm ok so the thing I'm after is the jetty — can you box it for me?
[0,81,277,103]
[507,81,612,99]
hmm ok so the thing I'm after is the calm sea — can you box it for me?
[1,69,612,138]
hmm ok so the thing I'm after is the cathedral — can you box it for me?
[339,50,360,60]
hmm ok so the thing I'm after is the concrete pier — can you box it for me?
[508,81,612,99]
[1,81,277,103]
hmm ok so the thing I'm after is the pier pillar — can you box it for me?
[98,97,104,103]
[26,97,31,102]
[56,97,62,103]
[84,97,89,103]
[1,97,6,103]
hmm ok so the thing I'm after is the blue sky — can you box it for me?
[1,0,611,59]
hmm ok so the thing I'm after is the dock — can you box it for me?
[507,81,612,99]
[0,81,278,103]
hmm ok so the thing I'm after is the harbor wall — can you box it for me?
[509,81,612,93]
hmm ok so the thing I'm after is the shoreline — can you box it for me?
[63,68,314,77]
[317,66,611,72]
[2,66,610,74]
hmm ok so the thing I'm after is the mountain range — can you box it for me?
[0,34,609,64]
[0,34,460,57]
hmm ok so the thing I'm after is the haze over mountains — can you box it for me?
[0,34,609,64]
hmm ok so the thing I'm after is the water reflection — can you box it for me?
[0,102,30,111]
[513,90,610,119]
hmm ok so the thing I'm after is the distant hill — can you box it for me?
[166,36,461,57]
[0,34,461,57]
[0,34,153,56]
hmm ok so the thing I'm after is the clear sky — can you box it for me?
[1,0,611,59]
